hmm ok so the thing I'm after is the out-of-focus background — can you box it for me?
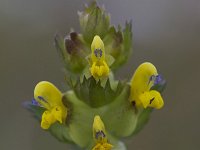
[0,0,200,149]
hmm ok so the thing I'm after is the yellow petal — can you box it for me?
[90,62,96,76]
[103,143,113,150]
[90,61,110,78]
[34,81,62,109]
[98,66,104,76]
[102,61,109,76]
[51,106,64,124]
[139,90,164,109]
[41,110,56,129]
[92,142,113,150]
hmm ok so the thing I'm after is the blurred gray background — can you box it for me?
[0,0,200,149]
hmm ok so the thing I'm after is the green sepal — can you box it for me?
[110,139,127,150]
[105,54,115,66]
[102,84,138,137]
[108,72,119,91]
[112,141,127,150]
[62,92,94,148]
[131,108,153,135]
[49,123,73,143]
[80,65,91,83]
[24,101,74,143]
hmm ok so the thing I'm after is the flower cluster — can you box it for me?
[25,1,166,150]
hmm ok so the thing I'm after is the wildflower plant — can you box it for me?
[25,1,166,150]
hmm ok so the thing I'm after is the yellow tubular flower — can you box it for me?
[92,115,113,150]
[130,62,164,109]
[90,35,110,78]
[34,81,67,129]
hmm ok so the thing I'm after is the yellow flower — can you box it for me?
[92,115,113,150]
[34,81,67,129]
[90,35,109,78]
[130,62,164,109]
